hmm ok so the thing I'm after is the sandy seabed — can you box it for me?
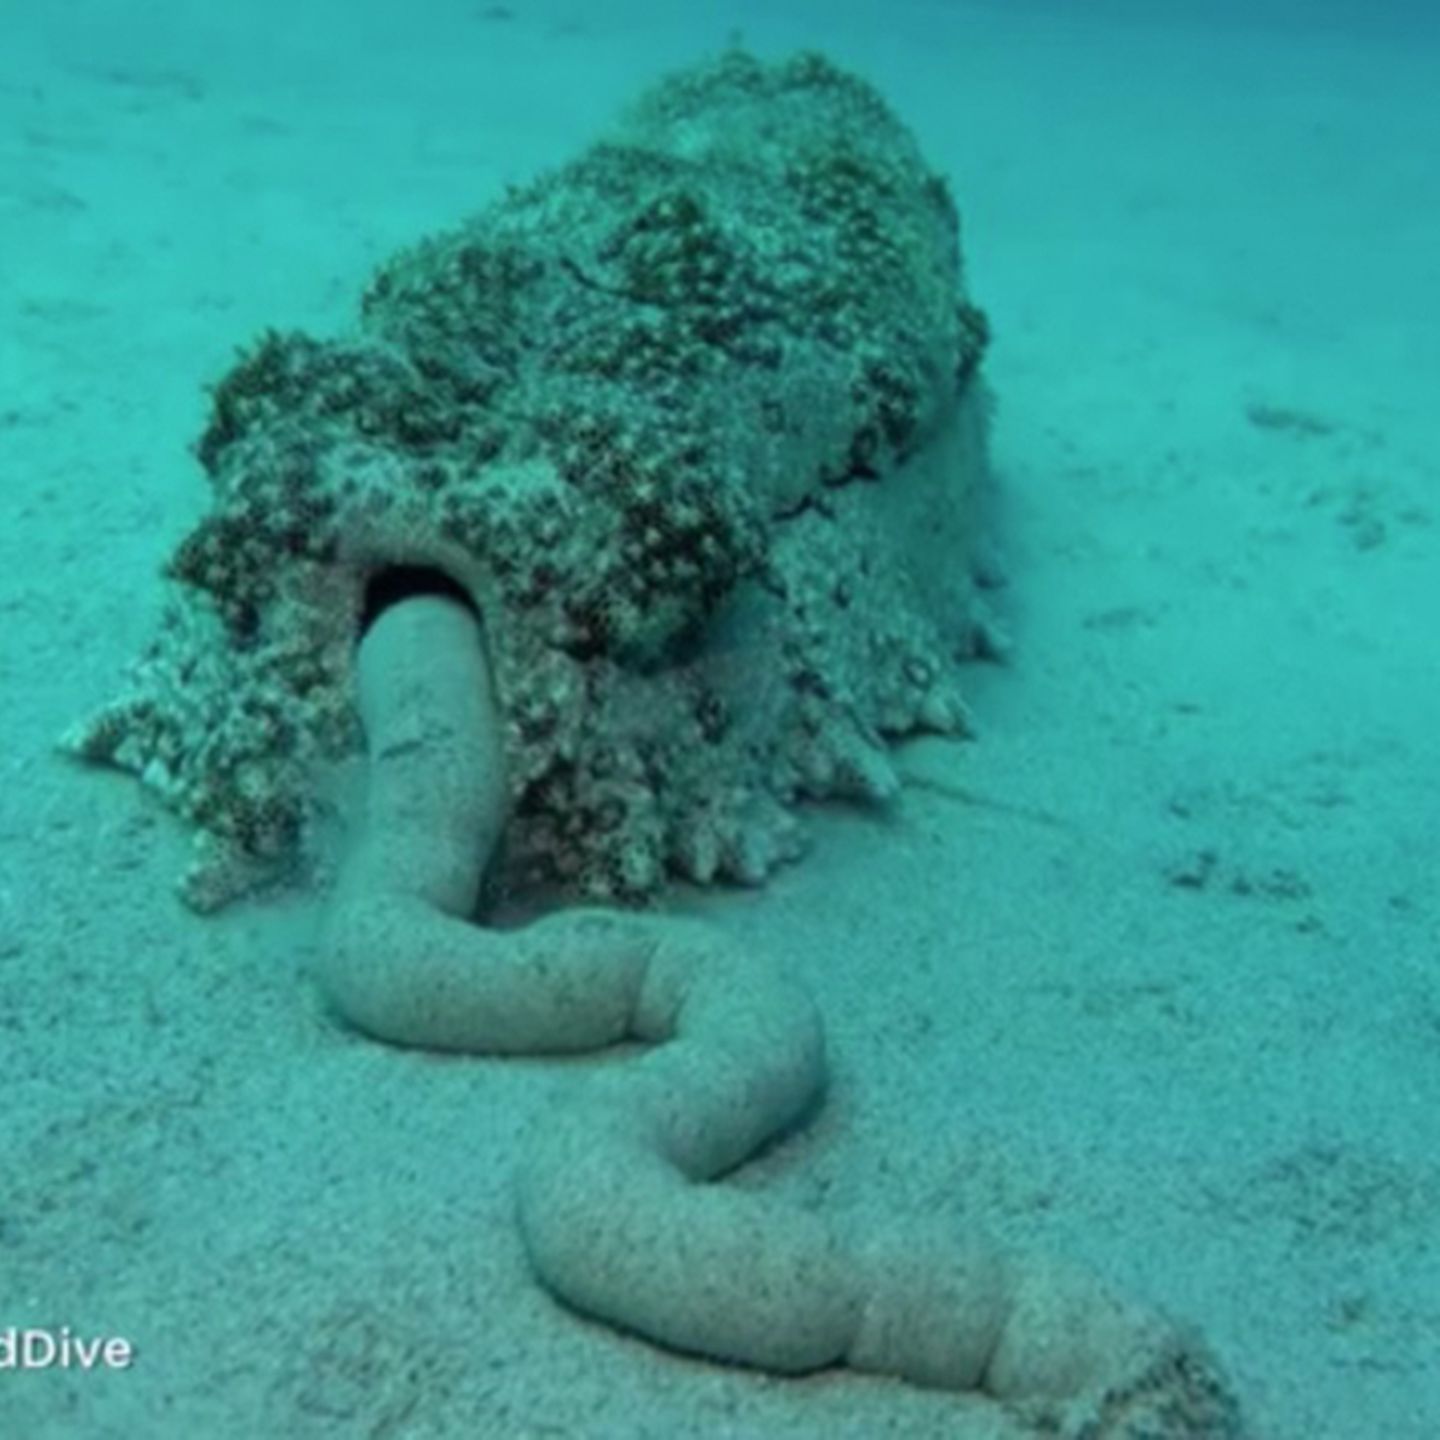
[2,2,1437,1436]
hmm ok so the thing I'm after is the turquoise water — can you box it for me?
[2,4,1436,1437]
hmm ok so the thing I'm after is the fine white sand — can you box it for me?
[3,2,1436,1436]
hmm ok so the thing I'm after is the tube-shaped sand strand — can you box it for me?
[317,594,1242,1436]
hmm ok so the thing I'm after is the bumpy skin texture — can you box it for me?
[64,49,992,910]
[322,595,1248,1440]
